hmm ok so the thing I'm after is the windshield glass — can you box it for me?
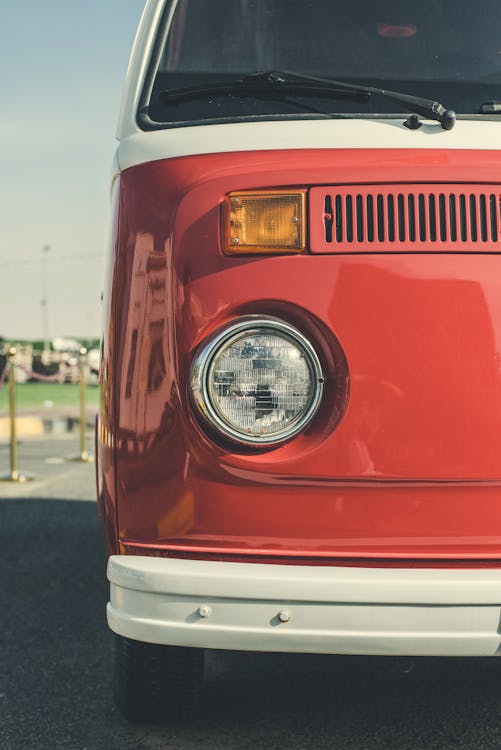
[145,0,501,126]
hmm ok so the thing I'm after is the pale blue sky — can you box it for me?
[1,1,146,339]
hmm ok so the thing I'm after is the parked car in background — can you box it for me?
[86,348,100,383]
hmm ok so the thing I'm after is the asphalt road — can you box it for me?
[3,436,501,749]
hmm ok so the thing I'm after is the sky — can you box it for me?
[1,0,147,340]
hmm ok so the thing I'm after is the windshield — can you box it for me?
[144,0,501,127]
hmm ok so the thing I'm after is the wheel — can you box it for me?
[114,635,205,723]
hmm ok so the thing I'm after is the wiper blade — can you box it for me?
[159,70,456,130]
[159,73,370,104]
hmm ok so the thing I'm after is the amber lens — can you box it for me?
[224,191,306,254]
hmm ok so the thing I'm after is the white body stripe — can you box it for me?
[117,118,501,172]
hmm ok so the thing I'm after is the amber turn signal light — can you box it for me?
[223,190,306,255]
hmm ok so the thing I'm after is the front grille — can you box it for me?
[309,185,501,253]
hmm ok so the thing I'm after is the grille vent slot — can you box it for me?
[311,185,501,253]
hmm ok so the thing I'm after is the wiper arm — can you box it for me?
[275,69,456,130]
[159,70,456,130]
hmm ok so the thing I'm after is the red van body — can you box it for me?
[97,0,501,721]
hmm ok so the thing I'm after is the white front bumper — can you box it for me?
[107,555,501,657]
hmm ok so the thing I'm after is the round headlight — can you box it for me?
[190,319,324,446]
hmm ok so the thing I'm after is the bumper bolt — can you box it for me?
[198,605,211,618]
[278,609,291,623]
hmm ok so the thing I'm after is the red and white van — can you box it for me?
[97,0,501,722]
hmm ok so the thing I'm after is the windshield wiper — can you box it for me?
[159,73,369,106]
[159,70,456,130]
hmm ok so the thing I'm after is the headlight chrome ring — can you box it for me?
[190,318,324,446]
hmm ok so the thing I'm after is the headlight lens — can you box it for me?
[191,319,324,445]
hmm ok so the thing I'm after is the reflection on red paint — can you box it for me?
[377,22,417,38]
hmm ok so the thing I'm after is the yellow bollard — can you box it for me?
[0,347,34,482]
[67,347,93,463]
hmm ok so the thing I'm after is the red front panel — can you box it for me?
[101,148,501,563]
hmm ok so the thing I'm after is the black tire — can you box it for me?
[114,635,205,723]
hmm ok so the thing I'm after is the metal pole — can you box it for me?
[8,347,18,480]
[0,347,34,483]
[79,347,88,461]
[42,244,50,357]
[67,347,93,463]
